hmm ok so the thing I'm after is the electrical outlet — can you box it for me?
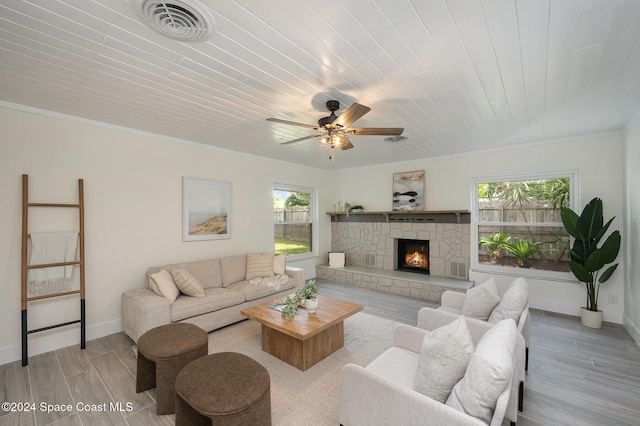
[608,293,618,305]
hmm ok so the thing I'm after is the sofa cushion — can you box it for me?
[273,254,286,275]
[228,277,297,301]
[170,287,245,322]
[488,277,528,324]
[246,253,275,279]
[462,276,501,321]
[171,268,205,297]
[150,269,179,303]
[148,259,222,289]
[413,316,475,403]
[445,319,517,424]
[221,255,247,287]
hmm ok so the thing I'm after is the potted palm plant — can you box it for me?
[560,197,621,328]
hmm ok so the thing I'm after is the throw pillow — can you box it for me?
[445,319,518,424]
[273,254,286,275]
[146,271,163,296]
[488,277,528,324]
[170,268,205,297]
[149,269,179,303]
[462,276,501,320]
[246,253,275,279]
[413,317,475,403]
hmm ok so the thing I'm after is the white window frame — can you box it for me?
[470,171,579,281]
[273,183,318,260]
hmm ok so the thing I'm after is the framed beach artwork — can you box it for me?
[392,170,425,211]
[183,177,231,241]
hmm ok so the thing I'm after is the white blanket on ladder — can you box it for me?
[29,231,78,295]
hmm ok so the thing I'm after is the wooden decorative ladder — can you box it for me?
[21,174,86,366]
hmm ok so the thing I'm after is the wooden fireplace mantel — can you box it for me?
[326,210,470,224]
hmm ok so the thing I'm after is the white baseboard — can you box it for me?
[0,319,122,366]
[529,297,623,324]
[623,314,640,347]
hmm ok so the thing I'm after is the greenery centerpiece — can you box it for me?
[281,279,319,319]
[559,197,621,327]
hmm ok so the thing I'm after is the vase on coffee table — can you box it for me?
[304,298,318,313]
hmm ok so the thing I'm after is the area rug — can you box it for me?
[207,312,397,425]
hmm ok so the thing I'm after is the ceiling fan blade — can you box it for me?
[280,134,321,145]
[267,117,317,130]
[332,103,371,128]
[340,140,355,150]
[348,127,404,136]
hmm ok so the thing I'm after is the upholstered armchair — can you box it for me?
[417,307,525,425]
[435,277,531,371]
[339,319,519,426]
[419,276,530,414]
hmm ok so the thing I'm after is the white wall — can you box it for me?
[0,105,332,365]
[623,112,640,344]
[331,133,626,323]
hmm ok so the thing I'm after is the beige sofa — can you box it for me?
[122,254,304,343]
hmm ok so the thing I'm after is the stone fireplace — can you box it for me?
[319,212,473,302]
[329,219,470,279]
[396,238,430,275]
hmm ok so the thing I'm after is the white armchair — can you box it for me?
[417,307,525,425]
[339,319,519,426]
[438,278,531,371]
[420,276,530,414]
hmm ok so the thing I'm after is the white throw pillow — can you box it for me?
[413,317,475,403]
[149,269,179,303]
[170,268,205,297]
[273,254,286,276]
[246,253,275,279]
[462,276,501,321]
[488,277,528,324]
[445,319,518,424]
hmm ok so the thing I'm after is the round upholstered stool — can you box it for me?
[175,352,271,426]
[136,323,208,414]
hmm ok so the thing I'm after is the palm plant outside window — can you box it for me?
[473,174,576,278]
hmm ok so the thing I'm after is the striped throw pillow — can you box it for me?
[246,253,275,279]
[170,268,205,297]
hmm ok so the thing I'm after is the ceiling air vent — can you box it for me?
[132,0,215,42]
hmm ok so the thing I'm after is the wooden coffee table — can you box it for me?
[240,295,363,371]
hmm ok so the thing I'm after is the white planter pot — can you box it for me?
[304,298,318,313]
[580,307,603,329]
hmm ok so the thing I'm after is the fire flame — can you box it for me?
[406,250,428,268]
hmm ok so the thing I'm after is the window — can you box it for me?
[471,172,577,279]
[274,184,316,258]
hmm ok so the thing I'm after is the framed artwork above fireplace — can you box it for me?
[392,170,424,211]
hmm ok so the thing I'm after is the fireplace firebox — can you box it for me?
[396,238,430,275]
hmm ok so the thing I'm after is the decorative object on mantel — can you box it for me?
[393,170,425,211]
[280,279,319,319]
[183,177,231,241]
[558,197,621,329]
[349,204,364,212]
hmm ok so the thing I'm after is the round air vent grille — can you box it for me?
[133,0,215,42]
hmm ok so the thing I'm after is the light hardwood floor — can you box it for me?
[1,279,639,425]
